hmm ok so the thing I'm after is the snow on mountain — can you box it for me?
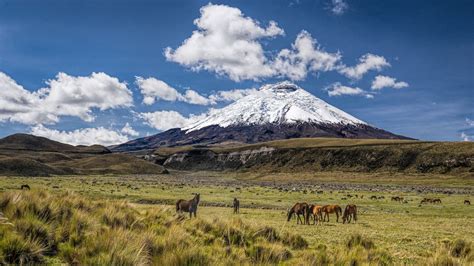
[184,81,366,132]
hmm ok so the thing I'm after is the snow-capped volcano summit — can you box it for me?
[184,81,365,132]
[112,82,409,152]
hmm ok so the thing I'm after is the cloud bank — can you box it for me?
[0,71,133,125]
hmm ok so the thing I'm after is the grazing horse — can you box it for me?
[342,204,357,224]
[20,184,30,190]
[287,202,309,225]
[370,195,378,200]
[464,200,471,205]
[322,205,342,222]
[432,198,442,204]
[307,205,323,225]
[233,198,240,214]
[391,196,403,202]
[176,193,200,218]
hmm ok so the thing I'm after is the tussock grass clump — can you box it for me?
[245,243,292,263]
[0,233,45,265]
[346,234,375,250]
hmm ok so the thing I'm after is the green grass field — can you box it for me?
[1,172,473,265]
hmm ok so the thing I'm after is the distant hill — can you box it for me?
[157,138,474,175]
[0,134,167,176]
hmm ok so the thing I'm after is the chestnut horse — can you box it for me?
[307,205,323,225]
[287,202,309,225]
[342,204,357,224]
[321,205,342,222]
[176,193,200,218]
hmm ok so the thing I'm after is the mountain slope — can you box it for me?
[113,82,409,152]
[185,81,365,132]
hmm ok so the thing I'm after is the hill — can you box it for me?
[0,134,167,176]
[157,138,474,174]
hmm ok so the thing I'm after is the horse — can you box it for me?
[464,200,471,205]
[370,195,378,200]
[391,196,403,202]
[420,198,431,204]
[307,205,323,225]
[342,204,357,224]
[287,202,309,225]
[321,205,342,222]
[233,198,240,214]
[176,193,200,218]
[432,198,442,204]
[20,184,30,190]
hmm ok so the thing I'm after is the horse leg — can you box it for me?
[336,212,339,223]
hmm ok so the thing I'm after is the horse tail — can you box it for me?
[176,201,180,212]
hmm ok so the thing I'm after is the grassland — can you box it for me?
[1,172,473,265]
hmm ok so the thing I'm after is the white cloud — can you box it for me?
[330,0,348,15]
[273,30,341,80]
[136,76,214,105]
[209,88,258,102]
[164,3,283,82]
[326,82,373,98]
[139,111,208,131]
[339,53,390,80]
[164,4,398,83]
[30,124,129,146]
[371,75,409,90]
[121,122,139,137]
[0,71,133,125]
[465,118,474,127]
[461,132,472,142]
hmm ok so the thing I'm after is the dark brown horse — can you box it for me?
[464,200,471,205]
[176,193,200,218]
[342,204,357,224]
[20,184,30,190]
[287,202,309,225]
[233,198,240,214]
[307,204,323,225]
[321,205,342,222]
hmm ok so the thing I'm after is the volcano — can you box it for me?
[113,81,409,152]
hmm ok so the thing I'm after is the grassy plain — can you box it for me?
[1,171,473,265]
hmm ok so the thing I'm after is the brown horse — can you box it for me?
[322,205,342,222]
[342,204,357,224]
[464,200,471,205]
[233,198,240,214]
[20,184,30,190]
[432,198,442,204]
[307,205,323,225]
[176,193,200,218]
[287,202,309,225]
[391,196,403,202]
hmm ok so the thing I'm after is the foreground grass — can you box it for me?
[0,190,432,265]
[1,173,473,264]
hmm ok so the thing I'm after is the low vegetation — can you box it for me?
[0,187,472,265]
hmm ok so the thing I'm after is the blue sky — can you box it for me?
[0,0,472,145]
